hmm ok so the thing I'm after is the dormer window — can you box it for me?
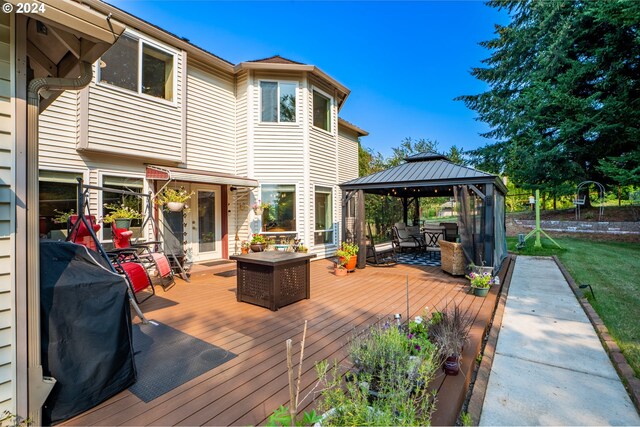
[313,90,331,131]
[260,81,297,123]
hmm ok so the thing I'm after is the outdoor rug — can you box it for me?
[130,321,236,402]
[397,253,441,267]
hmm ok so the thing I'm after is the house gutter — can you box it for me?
[26,62,94,415]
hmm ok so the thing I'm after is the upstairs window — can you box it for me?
[100,33,175,101]
[313,90,331,131]
[260,81,296,123]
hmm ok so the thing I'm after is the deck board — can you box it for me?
[60,258,506,426]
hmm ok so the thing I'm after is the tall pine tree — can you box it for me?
[458,0,640,195]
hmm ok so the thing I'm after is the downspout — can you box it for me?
[26,61,94,418]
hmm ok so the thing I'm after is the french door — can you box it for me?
[190,186,222,261]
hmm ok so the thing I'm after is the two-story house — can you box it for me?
[38,4,367,264]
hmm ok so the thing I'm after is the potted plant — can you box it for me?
[466,271,494,297]
[334,260,348,276]
[157,187,194,212]
[428,305,472,376]
[103,203,143,230]
[335,242,359,272]
[297,245,308,253]
[250,234,267,252]
[240,240,250,255]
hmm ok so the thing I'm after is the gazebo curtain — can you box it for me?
[494,191,508,269]
[454,185,485,266]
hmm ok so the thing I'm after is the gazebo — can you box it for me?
[340,152,508,270]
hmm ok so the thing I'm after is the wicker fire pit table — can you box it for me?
[230,251,317,311]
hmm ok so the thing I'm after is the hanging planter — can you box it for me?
[157,187,194,213]
[166,202,185,212]
[253,207,263,216]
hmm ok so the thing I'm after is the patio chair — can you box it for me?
[440,222,458,242]
[67,215,101,252]
[392,225,422,258]
[112,224,175,291]
[423,226,444,260]
[107,250,155,304]
[68,218,155,304]
[365,224,397,265]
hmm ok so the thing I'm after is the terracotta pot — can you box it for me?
[339,256,357,272]
[241,247,249,254]
[443,354,460,376]
[250,243,265,252]
[334,267,348,277]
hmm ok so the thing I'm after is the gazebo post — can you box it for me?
[356,190,366,269]
[413,197,420,226]
[402,197,408,225]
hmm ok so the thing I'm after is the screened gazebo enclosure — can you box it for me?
[340,152,508,270]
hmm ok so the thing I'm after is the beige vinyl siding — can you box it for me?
[84,48,184,163]
[227,187,250,255]
[235,71,248,177]
[307,78,341,254]
[39,91,84,170]
[338,127,359,183]
[251,72,304,180]
[185,66,236,173]
[0,11,13,411]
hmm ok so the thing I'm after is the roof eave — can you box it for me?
[81,0,235,73]
[236,62,351,106]
[338,118,368,137]
[340,176,498,191]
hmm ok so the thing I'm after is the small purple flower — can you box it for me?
[407,333,414,339]
[414,344,421,351]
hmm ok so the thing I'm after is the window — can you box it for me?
[261,184,296,232]
[313,90,331,131]
[39,171,83,239]
[314,186,334,245]
[102,175,144,240]
[260,81,296,123]
[100,33,175,101]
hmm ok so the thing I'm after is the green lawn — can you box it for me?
[507,236,640,378]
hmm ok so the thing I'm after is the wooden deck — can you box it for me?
[62,257,508,426]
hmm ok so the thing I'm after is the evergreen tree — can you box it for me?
[458,0,640,195]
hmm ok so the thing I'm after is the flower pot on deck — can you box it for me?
[334,267,347,277]
[443,354,461,376]
[472,286,489,297]
[339,256,357,272]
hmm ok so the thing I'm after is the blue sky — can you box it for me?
[108,0,509,158]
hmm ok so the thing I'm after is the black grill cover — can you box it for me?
[40,241,136,425]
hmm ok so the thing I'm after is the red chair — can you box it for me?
[68,215,155,304]
[68,215,101,251]
[112,224,175,290]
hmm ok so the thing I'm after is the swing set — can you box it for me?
[66,178,189,321]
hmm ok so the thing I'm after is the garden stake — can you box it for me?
[295,320,308,409]
[406,274,410,322]
[286,339,296,426]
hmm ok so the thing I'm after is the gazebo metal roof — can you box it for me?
[340,152,506,197]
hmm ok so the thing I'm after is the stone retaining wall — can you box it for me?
[512,219,640,234]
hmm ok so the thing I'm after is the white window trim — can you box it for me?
[97,170,147,242]
[257,182,299,236]
[258,79,299,124]
[96,29,179,107]
[311,86,334,134]
[313,184,335,246]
